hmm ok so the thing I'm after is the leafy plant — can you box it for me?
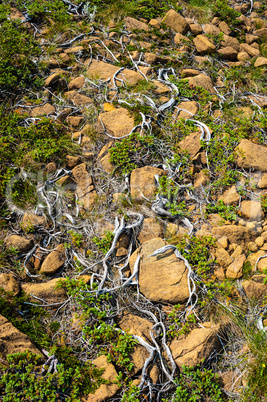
[92,230,114,254]
[206,199,238,221]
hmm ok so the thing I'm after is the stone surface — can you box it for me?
[240,200,264,221]
[240,43,260,57]
[212,225,255,247]
[218,185,240,205]
[86,59,143,86]
[68,76,85,90]
[22,278,68,304]
[221,35,240,52]
[188,73,215,93]
[194,170,209,188]
[174,33,190,45]
[130,166,165,202]
[246,250,266,271]
[84,355,119,402]
[138,217,163,243]
[193,35,216,54]
[255,57,267,67]
[242,280,267,300]
[66,155,81,169]
[125,16,149,31]
[257,173,267,188]
[226,254,246,279]
[129,238,189,304]
[190,23,203,35]
[178,131,202,157]
[30,103,55,117]
[40,244,66,275]
[235,139,267,172]
[118,311,153,343]
[218,46,238,60]
[44,73,61,87]
[219,21,231,35]
[177,101,199,119]
[99,108,135,138]
[170,325,221,368]
[4,235,33,252]
[72,163,97,211]
[0,273,20,296]
[0,315,41,359]
[65,90,93,106]
[162,9,189,34]
[21,212,47,231]
[215,247,233,268]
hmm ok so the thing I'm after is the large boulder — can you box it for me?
[72,163,97,211]
[98,108,135,138]
[178,131,202,157]
[40,244,66,275]
[239,200,264,221]
[235,139,267,172]
[138,217,163,243]
[0,315,41,359]
[226,254,246,279]
[130,166,165,202]
[162,10,189,34]
[129,238,189,304]
[170,325,221,368]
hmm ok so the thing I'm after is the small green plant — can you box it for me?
[92,231,114,254]
[206,200,238,222]
[68,230,83,248]
[157,175,191,218]
[0,350,106,402]
[163,364,225,401]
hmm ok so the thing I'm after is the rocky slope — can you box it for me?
[0,0,267,401]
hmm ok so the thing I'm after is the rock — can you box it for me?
[152,80,171,94]
[170,325,221,368]
[246,250,266,271]
[257,256,267,273]
[40,244,66,275]
[180,69,200,77]
[65,90,93,106]
[72,163,97,211]
[240,43,260,57]
[0,315,41,359]
[162,10,189,34]
[129,238,189,304]
[240,200,264,221]
[125,16,149,31]
[212,225,255,247]
[257,173,267,188]
[218,236,228,249]
[66,116,84,127]
[248,242,258,252]
[194,170,209,188]
[118,311,153,343]
[10,7,27,21]
[218,46,238,60]
[255,236,264,247]
[255,57,267,67]
[66,155,81,169]
[179,131,202,157]
[130,166,165,202]
[84,355,119,402]
[203,24,220,36]
[254,28,267,38]
[22,278,68,304]
[193,35,216,54]
[190,23,203,35]
[138,218,163,243]
[238,51,251,61]
[177,101,199,119]
[44,73,61,87]
[30,103,55,117]
[86,59,143,86]
[149,19,161,29]
[4,235,33,252]
[21,212,47,232]
[215,247,233,268]
[221,35,240,52]
[219,21,231,35]
[245,34,258,44]
[242,280,267,300]
[68,76,85,90]
[218,185,239,205]
[0,273,20,296]
[64,46,84,54]
[235,139,267,172]
[98,108,135,138]
[174,33,190,45]
[226,254,246,279]
[188,73,215,94]
[56,107,73,122]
